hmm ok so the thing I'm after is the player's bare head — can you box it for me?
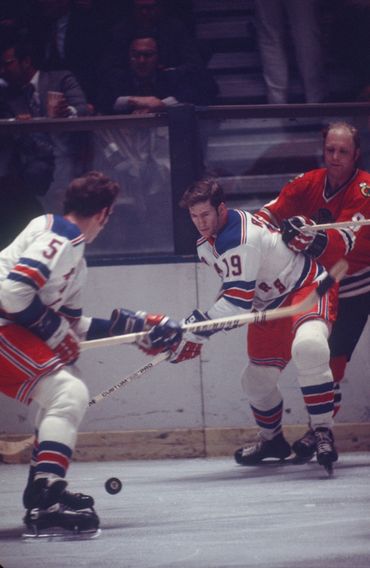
[179,178,225,211]
[323,122,360,154]
[63,171,119,217]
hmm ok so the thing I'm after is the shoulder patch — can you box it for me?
[359,182,370,197]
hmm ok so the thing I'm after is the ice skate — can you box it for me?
[234,432,291,465]
[23,477,100,540]
[291,428,316,463]
[314,427,338,476]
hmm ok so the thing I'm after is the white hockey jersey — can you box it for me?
[0,214,91,339]
[197,209,325,319]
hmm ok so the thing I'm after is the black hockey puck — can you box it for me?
[105,477,122,494]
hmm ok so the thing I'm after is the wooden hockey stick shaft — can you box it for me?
[81,259,348,351]
[0,354,170,450]
[304,218,370,232]
[88,350,171,406]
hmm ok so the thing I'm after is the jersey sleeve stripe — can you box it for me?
[222,279,255,309]
[9,257,50,290]
[339,229,355,254]
[9,265,47,290]
[222,293,252,310]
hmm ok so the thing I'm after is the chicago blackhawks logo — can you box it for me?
[359,182,370,197]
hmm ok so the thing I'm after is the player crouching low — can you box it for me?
[0,171,182,538]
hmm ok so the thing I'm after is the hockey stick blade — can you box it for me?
[0,435,34,457]
[80,259,348,350]
[88,350,170,405]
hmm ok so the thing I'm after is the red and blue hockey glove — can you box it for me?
[109,308,182,355]
[169,309,210,364]
[52,330,80,365]
[281,215,327,258]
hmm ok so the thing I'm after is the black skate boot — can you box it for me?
[23,477,100,539]
[314,427,338,475]
[23,476,94,510]
[291,428,316,462]
[234,432,291,465]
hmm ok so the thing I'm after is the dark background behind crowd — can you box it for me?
[1,0,369,112]
[0,0,369,252]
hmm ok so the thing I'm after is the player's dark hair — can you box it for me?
[63,171,120,217]
[322,121,360,151]
[179,178,225,209]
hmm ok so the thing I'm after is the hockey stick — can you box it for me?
[0,435,35,457]
[88,350,171,406]
[81,259,348,351]
[0,355,170,451]
[304,218,370,232]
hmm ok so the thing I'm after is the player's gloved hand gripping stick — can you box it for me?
[80,259,348,351]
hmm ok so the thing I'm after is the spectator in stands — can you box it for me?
[0,35,90,119]
[0,35,91,231]
[25,0,114,106]
[98,0,207,88]
[94,33,217,244]
[254,0,327,104]
[97,35,218,115]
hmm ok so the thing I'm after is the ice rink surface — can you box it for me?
[0,453,369,568]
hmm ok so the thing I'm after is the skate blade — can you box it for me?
[284,453,315,465]
[22,527,101,541]
[322,463,334,477]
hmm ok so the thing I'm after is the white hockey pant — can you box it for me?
[32,368,89,451]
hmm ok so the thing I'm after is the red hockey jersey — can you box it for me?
[259,168,370,297]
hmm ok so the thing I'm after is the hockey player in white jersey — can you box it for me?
[0,171,182,537]
[172,178,338,474]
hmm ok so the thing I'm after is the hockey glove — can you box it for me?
[169,309,210,364]
[52,329,80,365]
[22,302,80,365]
[109,308,182,355]
[281,215,328,258]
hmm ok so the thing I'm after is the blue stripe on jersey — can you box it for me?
[8,271,39,290]
[11,297,62,342]
[51,215,85,246]
[19,257,50,279]
[10,295,48,327]
[8,257,50,290]
[222,279,255,309]
[214,209,247,256]
[222,280,255,293]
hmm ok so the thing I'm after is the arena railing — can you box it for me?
[0,102,369,264]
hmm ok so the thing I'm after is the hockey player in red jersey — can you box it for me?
[0,171,182,537]
[174,178,339,474]
[256,121,370,461]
